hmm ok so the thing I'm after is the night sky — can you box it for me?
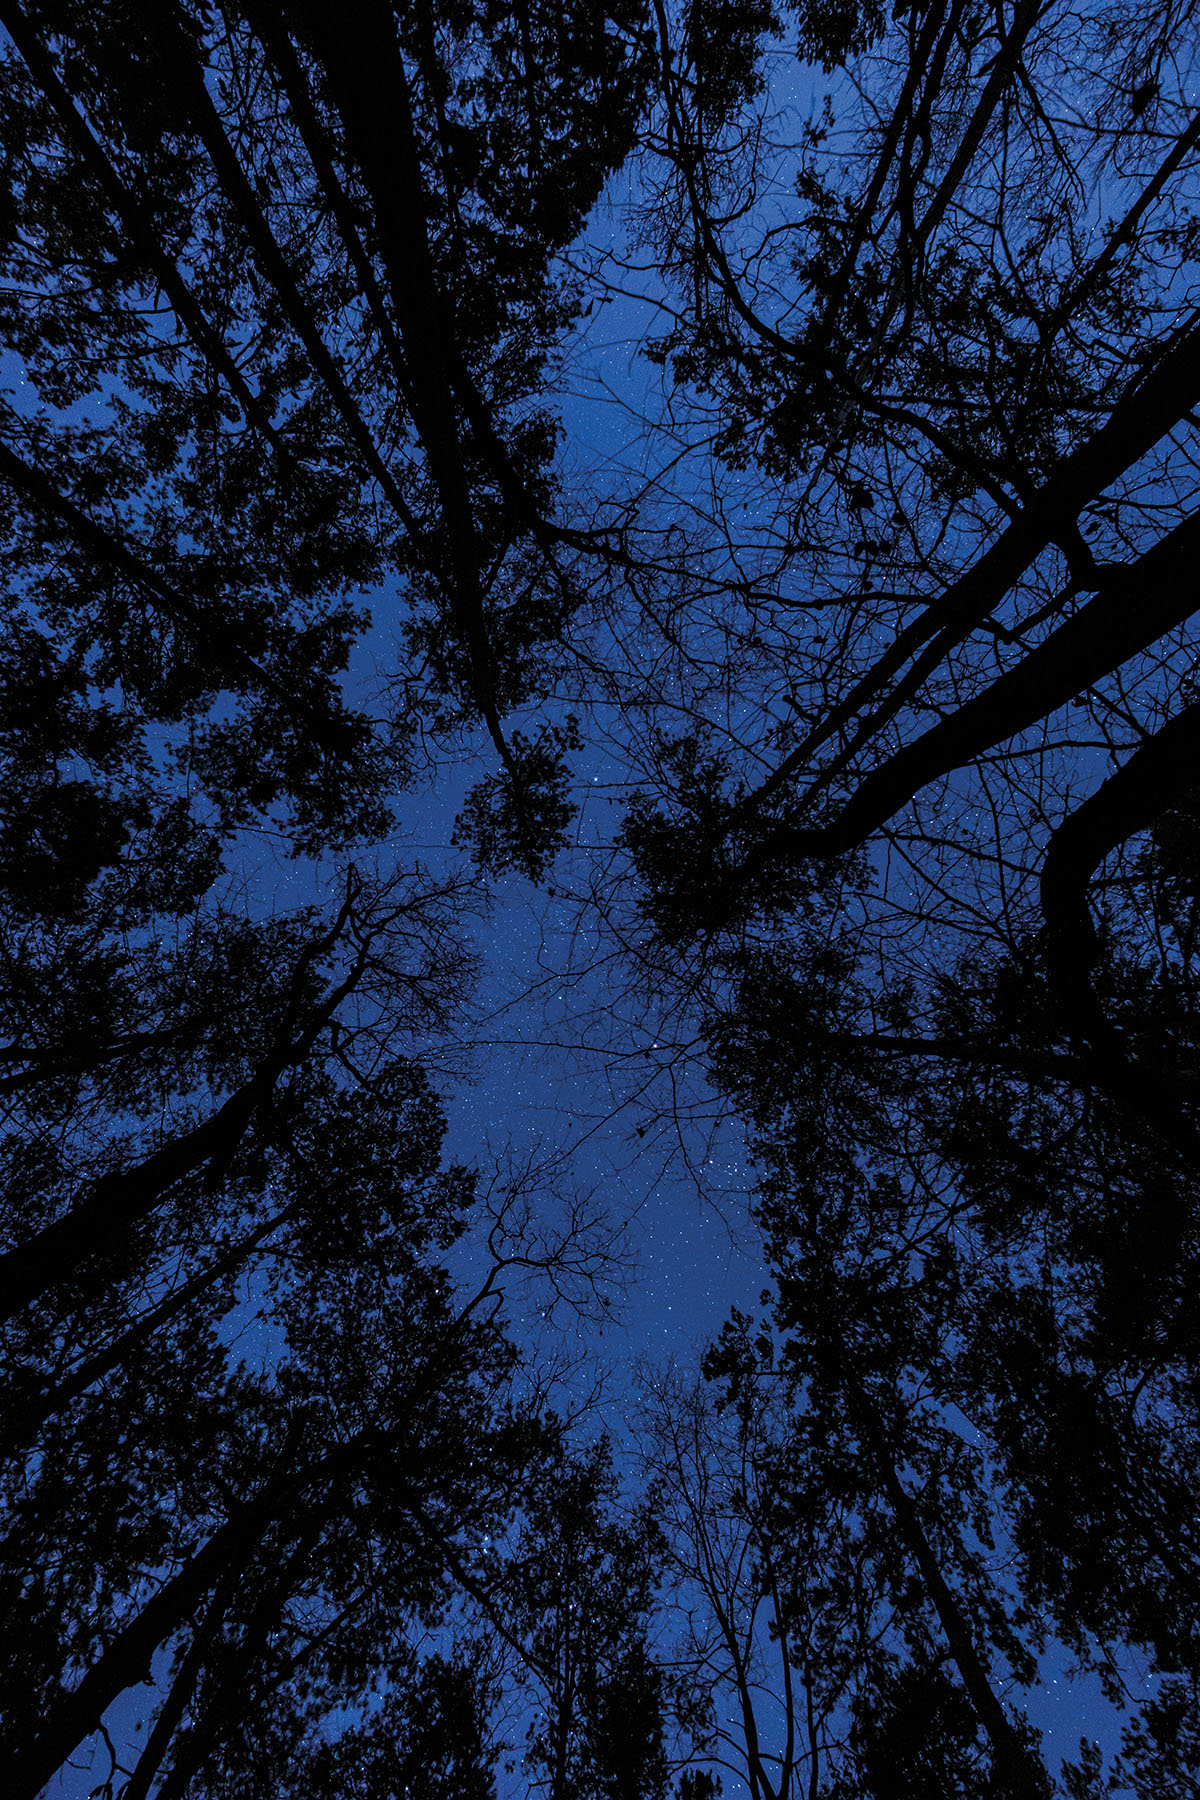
[219,160,1148,1789]
[16,21,1174,1792]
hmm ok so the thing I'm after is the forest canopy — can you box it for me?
[3,0,1200,1796]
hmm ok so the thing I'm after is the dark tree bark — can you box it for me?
[0,883,364,1321]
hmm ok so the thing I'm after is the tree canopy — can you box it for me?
[4,0,1200,1795]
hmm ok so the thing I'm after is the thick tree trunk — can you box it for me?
[731,308,1200,867]
[119,1576,233,1800]
[0,892,362,1320]
[7,1209,291,1443]
[294,0,514,769]
[739,504,1200,889]
[0,1,284,454]
[0,1083,261,1323]
[130,1514,324,1800]
[147,7,425,547]
[1040,698,1200,1017]
[4,1458,298,1800]
[851,1387,1050,1800]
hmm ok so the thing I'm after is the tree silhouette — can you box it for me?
[6,0,1200,1793]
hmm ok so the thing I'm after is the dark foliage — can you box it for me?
[7,0,1200,1795]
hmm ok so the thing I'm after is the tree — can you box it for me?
[572,6,1200,1781]
[0,1067,544,1800]
[0,10,668,1794]
[675,866,1200,1790]
[493,1437,670,1800]
[697,1309,1051,1800]
[288,1650,503,1800]
[613,0,1200,1004]
[0,865,476,1334]
[0,0,654,877]
[12,0,1200,1791]
[636,1361,817,1800]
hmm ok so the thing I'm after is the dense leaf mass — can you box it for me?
[5,0,1200,1795]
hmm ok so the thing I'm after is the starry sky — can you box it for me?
[331,187,1147,1787]
[292,144,1153,1784]
[30,53,1156,1795]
